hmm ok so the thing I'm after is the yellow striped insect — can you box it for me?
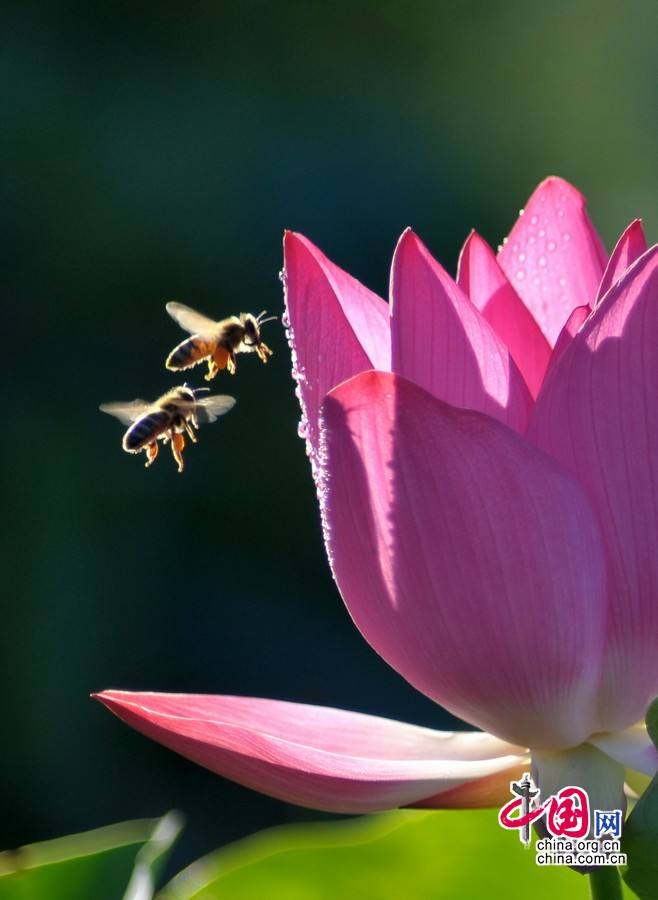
[165,303,275,381]
[100,385,235,472]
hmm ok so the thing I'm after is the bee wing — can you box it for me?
[166,302,217,336]
[99,399,152,426]
[195,395,237,424]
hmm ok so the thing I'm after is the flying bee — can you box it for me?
[99,385,236,473]
[165,302,276,381]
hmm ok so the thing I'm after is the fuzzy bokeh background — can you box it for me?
[3,0,657,878]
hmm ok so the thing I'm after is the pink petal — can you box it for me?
[595,219,648,305]
[321,371,607,751]
[411,766,527,809]
[93,691,527,814]
[546,304,591,369]
[589,724,658,778]
[457,231,551,398]
[391,229,532,433]
[528,246,658,730]
[498,177,607,346]
[283,231,390,468]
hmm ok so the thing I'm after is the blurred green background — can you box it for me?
[2,0,656,882]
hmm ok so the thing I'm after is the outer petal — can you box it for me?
[320,371,607,750]
[93,692,527,814]
[547,304,591,369]
[391,229,532,433]
[283,231,390,469]
[589,724,658,778]
[528,247,658,729]
[457,230,551,398]
[498,177,607,346]
[595,219,648,305]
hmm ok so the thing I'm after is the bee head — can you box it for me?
[179,384,204,403]
[240,313,260,345]
[240,311,276,346]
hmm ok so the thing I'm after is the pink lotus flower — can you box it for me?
[96,177,658,818]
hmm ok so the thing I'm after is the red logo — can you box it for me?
[498,773,590,844]
[544,787,590,838]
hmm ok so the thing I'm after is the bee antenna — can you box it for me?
[257,315,277,326]
[192,386,211,395]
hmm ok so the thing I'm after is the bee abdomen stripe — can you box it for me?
[166,338,210,370]
[123,411,171,450]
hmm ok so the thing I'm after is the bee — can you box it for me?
[99,385,235,472]
[165,302,275,381]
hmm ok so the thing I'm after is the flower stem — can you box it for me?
[588,867,623,900]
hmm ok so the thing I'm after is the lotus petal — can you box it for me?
[283,231,390,467]
[498,177,607,346]
[320,371,607,750]
[547,304,590,369]
[94,691,527,814]
[529,247,658,729]
[595,220,647,305]
[457,230,551,398]
[589,724,658,778]
[391,229,532,433]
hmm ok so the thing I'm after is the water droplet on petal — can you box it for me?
[531,215,538,225]
[563,232,571,242]
[516,269,525,280]
[547,240,556,252]
[538,256,547,267]
[518,252,526,263]
[281,309,290,328]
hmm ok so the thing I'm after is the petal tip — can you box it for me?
[458,229,492,262]
[394,227,420,253]
[535,175,585,203]
[283,229,311,255]
[92,689,133,709]
[393,228,434,270]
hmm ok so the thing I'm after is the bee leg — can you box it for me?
[144,441,159,467]
[226,352,237,375]
[205,358,219,382]
[171,432,185,473]
[257,342,273,363]
[184,419,197,443]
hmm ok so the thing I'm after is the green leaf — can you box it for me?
[622,697,658,899]
[158,809,590,900]
[0,811,182,900]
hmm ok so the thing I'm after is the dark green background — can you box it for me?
[3,0,656,879]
